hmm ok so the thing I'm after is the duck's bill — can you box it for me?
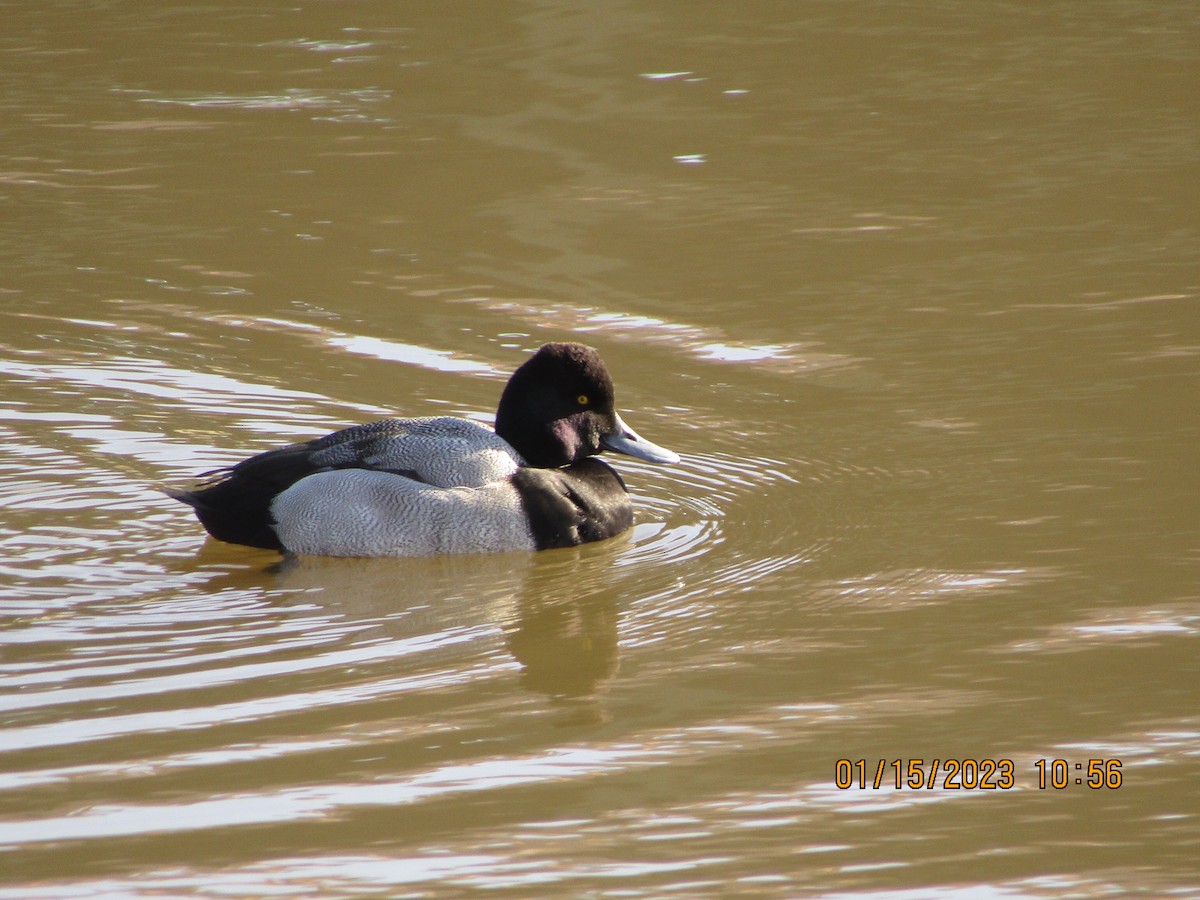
[601,413,680,464]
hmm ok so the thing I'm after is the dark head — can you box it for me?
[494,342,678,469]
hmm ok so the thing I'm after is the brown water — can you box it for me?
[2,2,1198,897]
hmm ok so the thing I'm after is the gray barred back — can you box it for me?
[308,417,524,488]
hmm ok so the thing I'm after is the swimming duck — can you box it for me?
[169,342,678,557]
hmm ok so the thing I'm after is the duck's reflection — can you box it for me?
[505,588,618,697]
[263,534,630,714]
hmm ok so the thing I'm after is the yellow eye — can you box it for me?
[577,394,590,406]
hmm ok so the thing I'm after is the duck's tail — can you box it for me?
[166,472,285,551]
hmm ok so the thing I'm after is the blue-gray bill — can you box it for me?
[601,413,680,464]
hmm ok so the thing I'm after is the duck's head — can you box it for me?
[494,342,679,469]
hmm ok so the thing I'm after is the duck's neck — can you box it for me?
[495,398,571,468]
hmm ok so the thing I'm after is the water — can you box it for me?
[1,2,1197,896]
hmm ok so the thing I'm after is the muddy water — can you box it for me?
[1,2,1197,897]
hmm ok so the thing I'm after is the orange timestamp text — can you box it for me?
[834,758,1123,790]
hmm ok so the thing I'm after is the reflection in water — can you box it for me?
[136,88,393,112]
[504,550,625,727]
[506,591,619,703]
[276,540,628,722]
[451,295,858,376]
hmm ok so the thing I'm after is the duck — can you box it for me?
[169,342,678,557]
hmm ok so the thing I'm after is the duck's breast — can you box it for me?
[511,458,633,550]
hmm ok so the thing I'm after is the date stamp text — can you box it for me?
[834,758,1123,790]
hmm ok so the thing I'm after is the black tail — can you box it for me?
[167,441,336,551]
[169,424,431,552]
[167,474,285,551]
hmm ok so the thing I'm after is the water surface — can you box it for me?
[1,2,1197,897]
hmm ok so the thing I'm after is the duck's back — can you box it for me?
[170,417,525,551]
[300,417,523,487]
